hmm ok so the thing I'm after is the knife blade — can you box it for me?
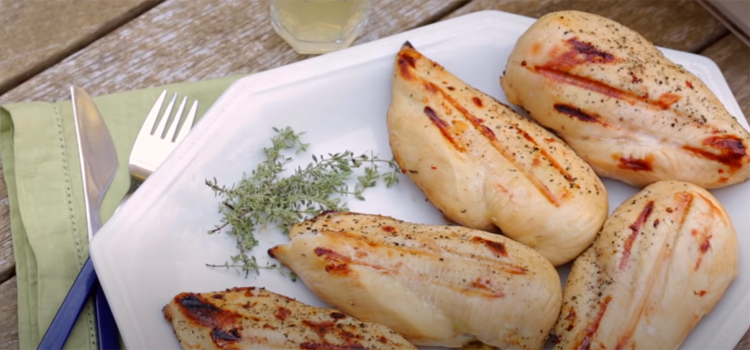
[37,86,120,350]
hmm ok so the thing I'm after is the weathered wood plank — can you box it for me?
[701,33,750,119]
[0,276,19,350]
[0,0,462,104]
[445,0,728,52]
[0,0,162,97]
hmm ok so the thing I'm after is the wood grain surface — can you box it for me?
[0,277,18,350]
[0,0,748,349]
[0,0,161,96]
[448,0,728,52]
[0,0,463,104]
[702,33,750,119]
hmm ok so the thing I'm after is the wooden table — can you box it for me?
[0,0,747,349]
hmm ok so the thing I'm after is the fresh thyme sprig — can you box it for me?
[206,126,401,278]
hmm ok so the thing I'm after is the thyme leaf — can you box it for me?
[206,126,401,278]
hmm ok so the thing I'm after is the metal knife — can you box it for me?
[37,86,120,350]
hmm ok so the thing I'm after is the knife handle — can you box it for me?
[37,257,97,350]
[94,283,120,350]
[37,257,121,350]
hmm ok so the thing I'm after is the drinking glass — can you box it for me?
[270,0,371,54]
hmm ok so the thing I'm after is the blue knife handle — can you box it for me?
[37,257,120,350]
[94,283,120,349]
[38,257,96,350]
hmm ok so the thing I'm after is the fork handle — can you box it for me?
[37,257,120,350]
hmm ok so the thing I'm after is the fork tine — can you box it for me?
[138,90,167,138]
[165,96,187,142]
[154,92,177,138]
[174,100,198,143]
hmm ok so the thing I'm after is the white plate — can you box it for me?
[91,10,750,350]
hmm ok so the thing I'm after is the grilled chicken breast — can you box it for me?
[387,42,608,266]
[269,212,562,349]
[163,286,417,350]
[501,10,750,189]
[553,180,738,350]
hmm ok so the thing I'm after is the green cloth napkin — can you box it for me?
[0,74,242,350]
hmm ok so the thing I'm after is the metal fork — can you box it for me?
[128,90,198,184]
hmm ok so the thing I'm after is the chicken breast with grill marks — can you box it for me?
[501,10,750,189]
[269,211,562,350]
[163,286,417,350]
[387,42,608,266]
[553,180,738,350]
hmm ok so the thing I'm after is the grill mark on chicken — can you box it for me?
[315,247,356,275]
[301,320,367,350]
[534,37,697,115]
[211,328,240,345]
[381,225,396,233]
[514,123,575,177]
[536,67,637,105]
[424,106,466,152]
[691,228,713,271]
[564,307,576,331]
[303,224,531,296]
[468,277,506,298]
[694,230,712,253]
[621,216,679,350]
[314,243,525,297]
[472,96,483,107]
[619,201,655,270]
[550,37,617,69]
[312,230,528,278]
[175,294,244,346]
[553,104,602,123]
[682,135,747,170]
[275,306,291,320]
[536,63,735,153]
[673,192,695,233]
[402,51,578,207]
[426,80,569,204]
[510,124,571,205]
[330,312,347,320]
[397,47,418,80]
[696,193,724,216]
[666,192,703,272]
[617,154,654,172]
[657,92,681,109]
[472,236,508,257]
[327,223,530,274]
[577,295,612,350]
[535,67,693,116]
[426,82,499,142]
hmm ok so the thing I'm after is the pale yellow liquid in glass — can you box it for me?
[271,0,370,54]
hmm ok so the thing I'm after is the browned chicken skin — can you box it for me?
[553,181,738,350]
[501,10,750,189]
[163,286,417,349]
[387,42,608,266]
[269,212,562,349]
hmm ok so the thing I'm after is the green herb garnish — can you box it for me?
[206,126,401,278]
